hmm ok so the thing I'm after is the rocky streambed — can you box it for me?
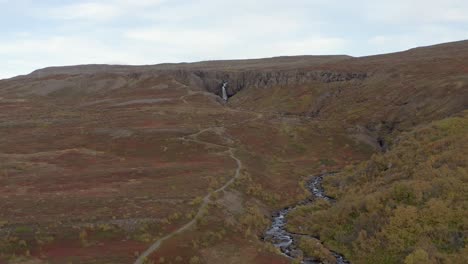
[264,173,349,264]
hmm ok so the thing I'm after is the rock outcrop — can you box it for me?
[172,70,367,98]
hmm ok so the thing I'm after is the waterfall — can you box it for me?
[221,82,228,101]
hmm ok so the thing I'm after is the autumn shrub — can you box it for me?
[287,111,468,263]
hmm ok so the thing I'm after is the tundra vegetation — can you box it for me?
[288,111,468,263]
[0,41,467,263]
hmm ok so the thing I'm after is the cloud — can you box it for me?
[268,37,347,56]
[47,2,122,20]
[44,0,167,21]
[367,25,468,54]
[364,0,468,24]
[0,0,467,79]
[124,28,232,46]
[0,36,147,73]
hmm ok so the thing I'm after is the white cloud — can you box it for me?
[45,0,167,21]
[368,25,468,54]
[269,37,347,56]
[364,0,468,24]
[1,0,467,79]
[47,2,122,20]
[0,36,148,74]
[124,28,232,46]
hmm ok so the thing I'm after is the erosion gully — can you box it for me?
[264,173,350,264]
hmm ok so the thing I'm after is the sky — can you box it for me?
[1,0,467,79]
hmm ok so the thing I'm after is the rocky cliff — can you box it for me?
[173,70,368,98]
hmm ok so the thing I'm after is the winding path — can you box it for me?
[134,148,242,264]
[134,95,263,263]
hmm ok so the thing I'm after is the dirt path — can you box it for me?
[134,148,242,264]
[179,87,221,104]
[134,93,262,263]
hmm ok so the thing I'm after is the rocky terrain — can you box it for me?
[0,40,467,264]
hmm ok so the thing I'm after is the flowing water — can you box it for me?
[221,82,228,101]
[264,174,349,264]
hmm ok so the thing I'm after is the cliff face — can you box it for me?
[173,70,368,98]
[2,40,467,144]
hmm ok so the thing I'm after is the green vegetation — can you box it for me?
[288,111,468,263]
[235,171,281,205]
[189,256,201,264]
[238,205,269,238]
[298,237,336,263]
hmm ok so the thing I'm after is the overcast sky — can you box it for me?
[1,0,467,79]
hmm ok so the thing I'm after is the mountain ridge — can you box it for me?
[7,39,467,80]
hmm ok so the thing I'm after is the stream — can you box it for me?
[264,174,350,264]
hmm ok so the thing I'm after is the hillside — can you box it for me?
[287,111,468,263]
[0,40,467,264]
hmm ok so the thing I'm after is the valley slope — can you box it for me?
[0,40,467,264]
